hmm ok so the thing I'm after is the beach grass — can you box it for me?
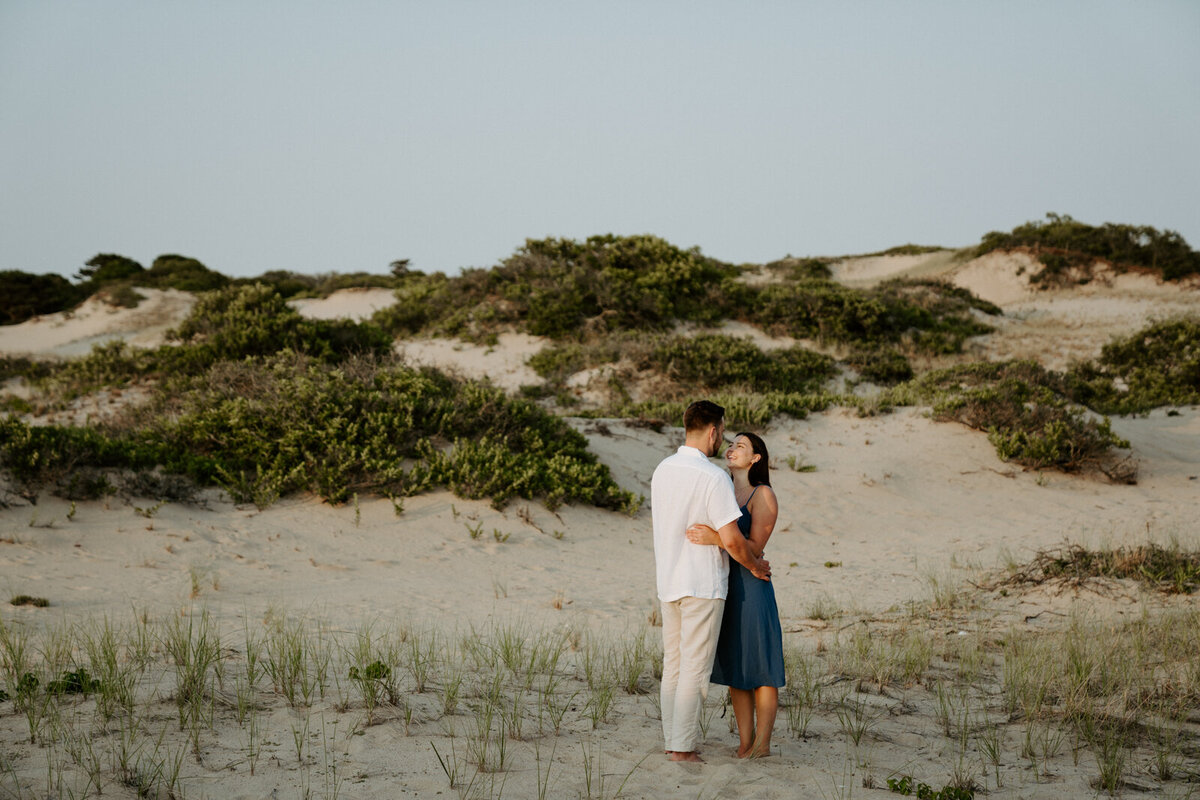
[0,555,1196,798]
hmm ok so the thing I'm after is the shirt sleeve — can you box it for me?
[706,473,742,532]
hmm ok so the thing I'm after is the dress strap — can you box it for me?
[743,485,760,506]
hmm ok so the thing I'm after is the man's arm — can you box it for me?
[717,521,771,581]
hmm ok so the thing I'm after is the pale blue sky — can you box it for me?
[2,1,1198,279]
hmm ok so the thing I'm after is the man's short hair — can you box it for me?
[683,400,725,432]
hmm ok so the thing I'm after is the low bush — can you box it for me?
[27,285,393,404]
[845,346,914,385]
[870,244,946,257]
[370,234,997,355]
[749,277,995,354]
[374,234,742,341]
[234,270,321,298]
[526,333,653,385]
[761,257,834,281]
[0,416,159,499]
[602,390,838,429]
[76,253,145,285]
[1,354,639,512]
[977,212,1200,281]
[650,334,835,393]
[895,361,1132,476]
[1065,317,1200,414]
[0,357,53,384]
[0,271,84,325]
[166,283,392,368]
[99,282,146,309]
[141,254,229,292]
[238,270,400,299]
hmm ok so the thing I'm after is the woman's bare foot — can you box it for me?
[669,751,705,763]
[736,743,755,758]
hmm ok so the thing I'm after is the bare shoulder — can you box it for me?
[750,484,779,513]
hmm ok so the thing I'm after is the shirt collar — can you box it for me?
[677,445,709,459]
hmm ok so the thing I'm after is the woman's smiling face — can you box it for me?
[725,435,759,471]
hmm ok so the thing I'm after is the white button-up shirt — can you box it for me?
[651,445,743,602]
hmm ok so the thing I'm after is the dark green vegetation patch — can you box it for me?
[0,286,637,513]
[372,235,998,355]
[374,234,738,340]
[3,230,1196,508]
[1066,318,1200,414]
[977,212,1200,283]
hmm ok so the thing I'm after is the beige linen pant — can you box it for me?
[660,596,725,752]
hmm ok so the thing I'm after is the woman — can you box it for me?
[686,432,785,758]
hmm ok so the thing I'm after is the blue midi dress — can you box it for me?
[710,487,786,689]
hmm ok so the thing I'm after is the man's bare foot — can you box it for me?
[669,751,705,763]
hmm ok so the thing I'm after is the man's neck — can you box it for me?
[683,436,710,456]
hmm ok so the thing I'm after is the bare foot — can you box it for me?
[736,744,754,758]
[745,746,773,759]
[669,751,705,763]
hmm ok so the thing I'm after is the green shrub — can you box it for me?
[925,367,1129,473]
[877,360,1134,476]
[100,282,146,309]
[76,253,145,286]
[0,357,53,383]
[0,416,157,497]
[871,244,945,257]
[1,354,639,512]
[374,234,740,341]
[977,213,1200,281]
[607,390,837,429]
[753,279,891,342]
[245,271,399,299]
[166,283,392,368]
[372,273,458,337]
[0,271,83,325]
[650,334,835,393]
[312,271,397,295]
[527,342,591,382]
[1065,317,1200,414]
[748,276,995,354]
[845,347,914,384]
[141,254,230,292]
[761,257,833,281]
[41,341,160,400]
[23,285,395,411]
[370,234,996,356]
[235,270,321,299]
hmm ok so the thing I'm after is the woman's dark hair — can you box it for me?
[737,431,771,487]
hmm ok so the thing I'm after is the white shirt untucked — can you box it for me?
[651,446,743,602]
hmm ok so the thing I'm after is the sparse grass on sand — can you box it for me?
[0,546,1197,798]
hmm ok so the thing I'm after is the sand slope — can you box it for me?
[1,263,1198,798]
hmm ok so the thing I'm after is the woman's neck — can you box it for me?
[731,468,752,493]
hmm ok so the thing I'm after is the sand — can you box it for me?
[1,262,1198,798]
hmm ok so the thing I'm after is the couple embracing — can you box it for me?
[651,400,785,763]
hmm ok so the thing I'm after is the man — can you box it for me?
[651,400,771,763]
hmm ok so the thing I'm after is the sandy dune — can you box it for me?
[1,261,1198,798]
